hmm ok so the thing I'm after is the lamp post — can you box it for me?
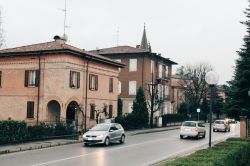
[205,71,219,147]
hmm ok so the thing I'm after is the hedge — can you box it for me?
[164,138,250,166]
[0,120,75,145]
[162,114,188,127]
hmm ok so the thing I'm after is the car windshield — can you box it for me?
[90,124,110,131]
[215,121,224,124]
[182,122,196,127]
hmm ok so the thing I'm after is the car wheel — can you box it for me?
[180,135,184,139]
[104,137,110,146]
[213,129,216,132]
[120,135,125,144]
[195,133,199,139]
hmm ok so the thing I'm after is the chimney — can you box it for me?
[136,45,140,48]
[53,35,65,44]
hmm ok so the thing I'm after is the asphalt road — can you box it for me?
[0,123,240,166]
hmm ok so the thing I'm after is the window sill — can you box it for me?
[27,85,37,88]
[89,89,98,91]
[26,118,35,120]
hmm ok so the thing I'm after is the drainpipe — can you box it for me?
[84,59,90,132]
[37,54,41,125]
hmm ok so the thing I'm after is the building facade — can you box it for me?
[91,27,177,119]
[0,36,124,129]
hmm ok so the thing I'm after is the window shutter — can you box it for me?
[27,101,34,118]
[89,75,92,90]
[24,70,29,87]
[77,72,80,88]
[95,75,98,90]
[0,71,2,87]
[30,102,34,118]
[35,70,39,87]
[69,71,73,88]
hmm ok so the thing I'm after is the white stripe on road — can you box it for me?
[31,138,173,166]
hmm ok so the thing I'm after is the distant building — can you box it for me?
[91,26,178,118]
[0,36,124,129]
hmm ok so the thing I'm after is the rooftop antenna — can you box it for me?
[116,27,120,46]
[59,0,70,42]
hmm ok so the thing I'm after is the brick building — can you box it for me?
[0,36,124,129]
[91,27,178,118]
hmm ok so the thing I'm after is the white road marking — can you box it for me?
[31,137,173,166]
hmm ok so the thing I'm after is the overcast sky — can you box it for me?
[0,0,248,84]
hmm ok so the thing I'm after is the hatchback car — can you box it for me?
[83,123,125,146]
[180,121,206,139]
[213,120,230,132]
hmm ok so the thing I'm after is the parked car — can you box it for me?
[180,121,206,139]
[83,123,125,146]
[226,118,236,124]
[213,120,230,132]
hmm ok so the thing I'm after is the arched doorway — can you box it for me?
[66,101,78,125]
[47,100,61,122]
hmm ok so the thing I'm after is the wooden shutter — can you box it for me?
[69,71,73,88]
[95,75,98,90]
[27,101,34,118]
[0,71,2,87]
[24,70,29,87]
[89,74,92,90]
[77,72,80,88]
[35,70,39,87]
[109,78,113,92]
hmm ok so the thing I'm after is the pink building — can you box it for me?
[0,36,124,129]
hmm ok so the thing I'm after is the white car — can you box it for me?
[213,120,230,132]
[83,123,125,146]
[180,121,206,139]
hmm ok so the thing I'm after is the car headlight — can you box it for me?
[96,135,104,138]
[83,134,87,138]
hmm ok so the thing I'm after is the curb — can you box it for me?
[128,127,180,136]
[0,140,83,155]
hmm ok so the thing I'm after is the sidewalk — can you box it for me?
[0,125,180,155]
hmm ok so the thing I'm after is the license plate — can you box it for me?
[185,129,191,131]
[88,138,93,140]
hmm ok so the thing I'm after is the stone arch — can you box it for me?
[66,101,79,125]
[47,100,61,122]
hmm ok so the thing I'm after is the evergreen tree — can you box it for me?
[132,86,149,128]
[201,97,209,122]
[177,102,188,115]
[229,2,250,117]
[117,98,123,118]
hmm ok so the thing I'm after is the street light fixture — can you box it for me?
[205,71,219,147]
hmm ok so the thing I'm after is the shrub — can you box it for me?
[0,120,28,144]
[0,120,75,145]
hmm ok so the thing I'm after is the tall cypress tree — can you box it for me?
[229,2,250,116]
[132,86,149,128]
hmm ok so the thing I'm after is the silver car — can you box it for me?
[213,120,230,132]
[180,121,206,139]
[83,123,125,146]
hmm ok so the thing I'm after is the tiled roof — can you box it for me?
[0,39,125,67]
[90,46,150,54]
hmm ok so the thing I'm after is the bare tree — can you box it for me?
[0,9,4,48]
[176,63,212,115]
[145,81,164,128]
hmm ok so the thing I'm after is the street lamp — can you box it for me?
[205,71,219,147]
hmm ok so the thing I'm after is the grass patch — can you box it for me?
[161,138,250,166]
